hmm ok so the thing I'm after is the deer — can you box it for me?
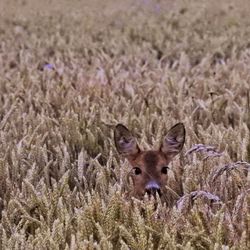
[114,123,185,201]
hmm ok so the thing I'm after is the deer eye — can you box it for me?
[133,167,142,175]
[161,166,169,174]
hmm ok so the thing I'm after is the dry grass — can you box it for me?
[0,0,250,249]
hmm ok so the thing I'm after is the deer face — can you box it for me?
[114,123,185,198]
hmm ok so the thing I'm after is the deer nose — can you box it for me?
[145,181,161,196]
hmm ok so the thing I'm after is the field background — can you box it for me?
[0,0,250,249]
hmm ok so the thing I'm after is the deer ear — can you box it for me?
[114,124,140,157]
[160,123,185,159]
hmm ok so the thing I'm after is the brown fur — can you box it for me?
[114,123,185,199]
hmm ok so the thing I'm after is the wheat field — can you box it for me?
[0,0,250,249]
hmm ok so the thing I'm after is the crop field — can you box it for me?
[0,0,250,249]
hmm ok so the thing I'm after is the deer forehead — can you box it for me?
[131,151,167,170]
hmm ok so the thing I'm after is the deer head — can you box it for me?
[114,123,185,198]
